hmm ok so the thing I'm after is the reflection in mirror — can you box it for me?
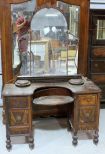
[97,20,105,40]
[11,0,35,75]
[11,1,80,77]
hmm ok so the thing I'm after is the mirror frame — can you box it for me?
[0,0,90,84]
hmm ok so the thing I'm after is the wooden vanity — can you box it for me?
[2,78,101,150]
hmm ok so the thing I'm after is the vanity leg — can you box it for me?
[6,136,12,151]
[67,108,72,131]
[29,135,34,150]
[93,130,99,144]
[72,131,78,146]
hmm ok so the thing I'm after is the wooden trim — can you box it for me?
[78,0,90,75]
[0,0,13,84]
[7,0,29,4]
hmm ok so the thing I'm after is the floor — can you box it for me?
[0,108,105,154]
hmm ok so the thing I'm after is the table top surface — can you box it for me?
[2,79,101,96]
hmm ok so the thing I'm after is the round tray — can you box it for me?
[15,80,31,87]
[69,78,84,85]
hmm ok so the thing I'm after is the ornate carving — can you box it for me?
[9,110,29,126]
[79,106,96,123]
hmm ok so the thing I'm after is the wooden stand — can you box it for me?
[2,79,101,149]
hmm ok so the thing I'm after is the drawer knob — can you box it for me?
[87,98,91,102]
[95,64,98,67]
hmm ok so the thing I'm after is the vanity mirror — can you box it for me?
[0,0,89,84]
[12,2,79,77]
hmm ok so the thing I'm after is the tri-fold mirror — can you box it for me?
[12,0,80,77]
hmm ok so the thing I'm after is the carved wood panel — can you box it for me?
[79,106,96,124]
[9,110,29,126]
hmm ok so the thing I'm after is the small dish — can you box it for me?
[15,80,31,87]
[69,78,84,85]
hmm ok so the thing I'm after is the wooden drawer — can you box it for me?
[7,97,31,108]
[91,74,105,83]
[92,47,105,58]
[9,110,30,126]
[78,95,96,106]
[91,60,105,73]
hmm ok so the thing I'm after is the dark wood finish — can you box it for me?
[88,9,105,101]
[92,47,105,58]
[4,95,34,150]
[91,60,105,73]
[0,0,13,85]
[2,79,101,148]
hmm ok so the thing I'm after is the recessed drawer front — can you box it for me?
[8,97,30,108]
[78,95,96,106]
[91,61,105,73]
[9,110,30,126]
[92,47,105,58]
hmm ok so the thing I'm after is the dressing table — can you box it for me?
[1,0,99,151]
[3,78,101,149]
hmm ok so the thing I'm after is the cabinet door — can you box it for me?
[78,106,96,129]
[9,110,30,126]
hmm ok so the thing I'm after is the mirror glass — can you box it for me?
[97,19,105,40]
[11,0,35,75]
[11,1,80,77]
